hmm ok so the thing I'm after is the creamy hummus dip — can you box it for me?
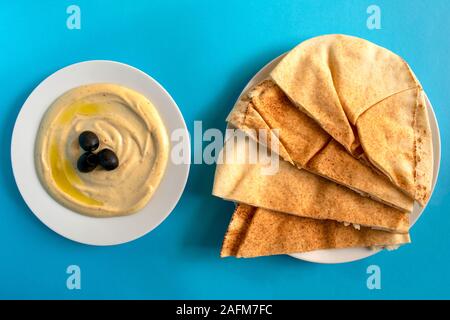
[35,84,169,217]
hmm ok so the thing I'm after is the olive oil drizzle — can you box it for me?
[49,102,104,206]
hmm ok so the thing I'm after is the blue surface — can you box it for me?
[0,0,449,299]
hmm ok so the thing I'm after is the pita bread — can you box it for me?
[227,80,414,212]
[414,91,434,204]
[270,34,433,205]
[221,204,411,258]
[271,34,419,151]
[227,79,330,167]
[213,135,410,233]
[357,88,433,205]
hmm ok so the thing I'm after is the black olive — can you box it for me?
[79,131,99,151]
[98,149,119,171]
[77,152,98,173]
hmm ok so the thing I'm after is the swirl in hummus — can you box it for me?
[35,84,169,217]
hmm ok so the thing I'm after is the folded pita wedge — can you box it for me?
[221,204,411,258]
[227,80,414,212]
[213,135,410,233]
[227,79,330,167]
[270,34,419,153]
[270,34,433,205]
[357,88,433,205]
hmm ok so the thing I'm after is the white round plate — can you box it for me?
[235,54,441,264]
[11,60,190,246]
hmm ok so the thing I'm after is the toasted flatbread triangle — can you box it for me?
[221,204,411,258]
[227,80,414,212]
[213,135,410,233]
[271,34,419,153]
[227,79,330,166]
[357,88,433,205]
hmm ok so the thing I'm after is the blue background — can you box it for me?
[0,0,449,299]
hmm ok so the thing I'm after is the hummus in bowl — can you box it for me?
[35,83,169,217]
